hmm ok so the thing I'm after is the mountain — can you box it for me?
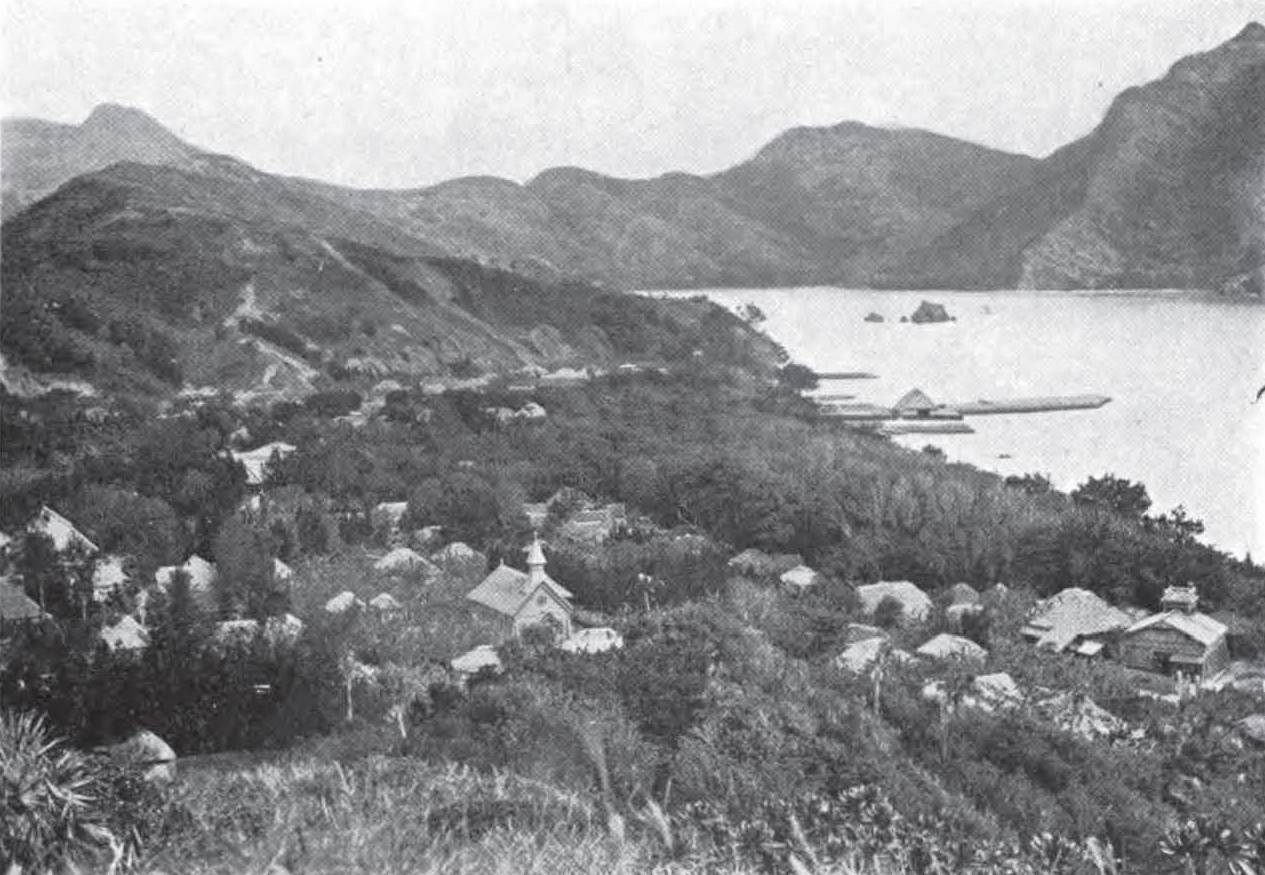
[294,124,1038,289]
[1,103,203,217]
[3,24,1262,296]
[0,160,781,399]
[888,23,1265,292]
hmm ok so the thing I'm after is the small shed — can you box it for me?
[779,564,820,591]
[856,581,932,624]
[559,627,624,654]
[451,644,502,677]
[0,580,44,629]
[100,615,149,652]
[324,590,365,614]
[916,633,986,664]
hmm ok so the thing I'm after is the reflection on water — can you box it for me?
[655,287,1265,557]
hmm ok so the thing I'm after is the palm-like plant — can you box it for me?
[1,709,115,872]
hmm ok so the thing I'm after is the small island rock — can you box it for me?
[909,300,954,324]
[863,312,885,323]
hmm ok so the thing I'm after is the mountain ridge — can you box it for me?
[3,22,1262,293]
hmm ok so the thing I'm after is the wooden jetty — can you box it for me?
[949,395,1111,415]
[880,421,974,435]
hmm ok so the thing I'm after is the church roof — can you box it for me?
[467,563,571,618]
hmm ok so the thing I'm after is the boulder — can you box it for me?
[909,300,954,324]
[106,729,177,785]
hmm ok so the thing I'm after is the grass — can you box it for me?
[142,754,659,874]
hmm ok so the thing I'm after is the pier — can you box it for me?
[818,388,1112,427]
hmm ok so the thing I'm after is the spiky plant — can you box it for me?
[0,709,114,872]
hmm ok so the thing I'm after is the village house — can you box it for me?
[1117,584,1230,680]
[466,536,573,639]
[230,442,296,487]
[1020,587,1134,656]
[29,505,99,554]
[855,581,932,624]
[0,578,45,632]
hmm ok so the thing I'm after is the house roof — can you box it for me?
[432,541,482,564]
[916,633,986,662]
[948,582,980,605]
[466,563,572,619]
[856,581,932,621]
[780,565,819,588]
[0,581,43,621]
[835,636,888,674]
[1123,611,1227,647]
[324,590,364,614]
[452,644,502,674]
[230,442,296,486]
[374,547,435,573]
[31,506,99,554]
[369,593,403,611]
[100,615,148,651]
[894,388,936,411]
[1020,587,1133,652]
[93,555,129,592]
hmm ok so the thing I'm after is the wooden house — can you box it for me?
[1117,585,1230,679]
[466,536,573,639]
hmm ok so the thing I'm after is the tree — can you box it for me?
[777,363,819,392]
[873,595,905,629]
[1071,474,1151,519]
[213,516,282,619]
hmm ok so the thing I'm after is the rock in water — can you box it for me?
[909,301,954,323]
[863,311,885,323]
[107,729,177,785]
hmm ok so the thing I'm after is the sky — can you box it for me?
[4,0,1264,189]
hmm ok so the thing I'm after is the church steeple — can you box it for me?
[525,534,547,587]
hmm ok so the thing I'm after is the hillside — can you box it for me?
[888,23,1265,292]
[0,161,780,399]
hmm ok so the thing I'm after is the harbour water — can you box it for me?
[654,287,1265,558]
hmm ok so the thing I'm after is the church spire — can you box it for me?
[526,533,547,586]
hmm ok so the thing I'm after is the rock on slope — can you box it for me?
[892,23,1265,291]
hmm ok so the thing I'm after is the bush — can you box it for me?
[1,710,115,870]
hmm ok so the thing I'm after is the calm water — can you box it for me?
[655,288,1265,558]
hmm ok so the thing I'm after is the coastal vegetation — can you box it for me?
[2,351,1263,872]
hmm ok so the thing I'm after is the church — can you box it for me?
[465,535,574,639]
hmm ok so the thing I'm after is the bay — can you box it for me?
[653,287,1265,558]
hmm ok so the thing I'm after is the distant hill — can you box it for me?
[887,23,1265,293]
[0,161,781,399]
[3,24,1262,294]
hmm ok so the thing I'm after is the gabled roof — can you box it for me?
[1123,611,1227,647]
[894,388,936,411]
[30,506,99,554]
[1020,588,1132,652]
[466,563,572,619]
[230,442,296,485]
[916,633,986,662]
[431,541,483,564]
[0,581,43,621]
[856,581,932,622]
[374,547,436,573]
[780,565,819,588]
[100,615,148,651]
